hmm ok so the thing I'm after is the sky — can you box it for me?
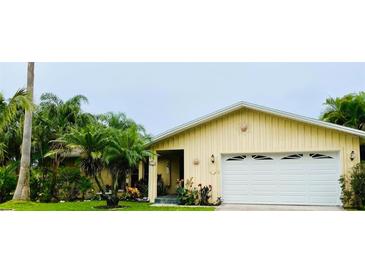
[1,62,365,135]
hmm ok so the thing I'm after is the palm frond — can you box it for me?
[0,141,7,162]
[65,94,88,107]
[0,89,33,133]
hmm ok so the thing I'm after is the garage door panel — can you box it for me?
[224,186,250,192]
[222,151,341,206]
[251,176,278,181]
[222,176,249,182]
[309,185,339,191]
[250,195,283,203]
[222,179,250,184]
[223,166,250,171]
[224,191,251,196]
[278,174,307,180]
[276,185,307,192]
[278,170,307,175]
[308,188,339,194]
[308,196,339,205]
[277,196,307,204]
[252,186,277,192]
[308,168,338,173]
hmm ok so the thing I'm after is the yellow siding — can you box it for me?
[100,169,113,186]
[99,168,132,187]
[148,108,360,202]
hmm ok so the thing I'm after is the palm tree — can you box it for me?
[36,93,94,134]
[98,112,149,137]
[103,126,151,207]
[59,125,109,196]
[321,92,365,130]
[13,62,35,201]
[32,92,95,199]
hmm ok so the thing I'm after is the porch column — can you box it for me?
[138,161,144,180]
[148,153,158,202]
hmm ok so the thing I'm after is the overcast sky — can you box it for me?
[1,62,365,135]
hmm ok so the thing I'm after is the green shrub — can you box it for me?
[198,184,213,205]
[0,163,17,203]
[177,178,221,206]
[340,163,365,209]
[135,178,148,197]
[176,178,199,205]
[58,167,93,201]
[120,186,141,201]
[30,166,94,202]
[30,168,52,202]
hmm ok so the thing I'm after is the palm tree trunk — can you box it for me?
[13,62,34,201]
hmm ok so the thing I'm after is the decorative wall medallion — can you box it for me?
[240,124,248,132]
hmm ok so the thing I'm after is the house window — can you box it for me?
[309,153,333,159]
[281,154,303,160]
[252,155,273,160]
[226,155,246,161]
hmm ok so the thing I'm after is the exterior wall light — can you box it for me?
[350,151,356,161]
[210,154,215,164]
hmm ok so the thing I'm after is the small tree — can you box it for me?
[340,163,365,209]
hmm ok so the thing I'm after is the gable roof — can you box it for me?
[150,101,365,145]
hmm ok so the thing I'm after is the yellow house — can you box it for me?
[146,101,365,206]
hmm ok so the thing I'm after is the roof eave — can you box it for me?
[149,101,365,146]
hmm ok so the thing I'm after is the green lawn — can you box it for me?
[0,200,215,211]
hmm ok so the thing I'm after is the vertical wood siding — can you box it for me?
[148,109,360,201]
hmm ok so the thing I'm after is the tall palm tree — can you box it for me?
[13,62,34,201]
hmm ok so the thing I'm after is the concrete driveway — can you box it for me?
[217,204,344,211]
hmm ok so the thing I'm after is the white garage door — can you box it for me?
[222,152,341,206]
